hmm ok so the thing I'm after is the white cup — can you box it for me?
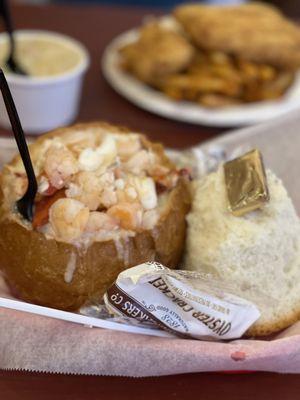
[0,30,90,134]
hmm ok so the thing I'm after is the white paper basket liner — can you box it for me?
[1,110,300,375]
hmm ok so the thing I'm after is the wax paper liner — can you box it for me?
[1,110,300,375]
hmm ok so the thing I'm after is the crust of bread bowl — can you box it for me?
[0,122,191,310]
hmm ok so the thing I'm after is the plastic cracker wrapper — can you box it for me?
[103,262,261,340]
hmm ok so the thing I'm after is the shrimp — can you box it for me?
[63,130,99,155]
[124,186,138,201]
[85,212,119,233]
[49,198,89,242]
[107,202,143,231]
[100,187,118,208]
[66,169,119,210]
[132,176,158,210]
[115,135,141,160]
[116,176,157,209]
[98,171,118,208]
[116,180,138,203]
[44,145,78,189]
[78,135,118,173]
[124,150,155,175]
[66,171,104,211]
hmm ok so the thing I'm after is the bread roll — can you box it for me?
[185,167,300,336]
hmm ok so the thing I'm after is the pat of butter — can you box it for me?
[224,149,269,216]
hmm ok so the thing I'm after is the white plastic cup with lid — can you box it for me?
[0,30,90,134]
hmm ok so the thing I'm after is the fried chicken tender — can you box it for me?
[174,2,300,70]
[120,22,195,85]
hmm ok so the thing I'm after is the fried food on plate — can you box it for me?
[158,50,294,106]
[197,93,242,108]
[118,3,298,107]
[120,22,195,85]
[174,2,300,70]
[0,122,191,310]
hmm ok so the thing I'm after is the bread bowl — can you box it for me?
[0,122,191,310]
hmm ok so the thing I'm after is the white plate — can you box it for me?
[102,25,300,127]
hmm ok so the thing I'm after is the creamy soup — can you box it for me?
[0,35,83,77]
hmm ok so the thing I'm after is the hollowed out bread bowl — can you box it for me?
[0,122,191,310]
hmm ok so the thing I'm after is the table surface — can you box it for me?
[0,3,300,400]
